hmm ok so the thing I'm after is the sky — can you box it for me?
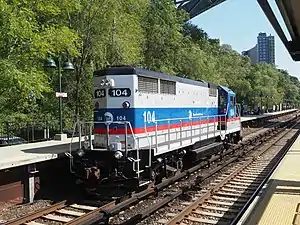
[190,0,300,78]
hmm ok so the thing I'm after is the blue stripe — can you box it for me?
[94,107,219,129]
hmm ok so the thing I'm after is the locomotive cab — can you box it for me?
[217,86,241,142]
[218,86,236,129]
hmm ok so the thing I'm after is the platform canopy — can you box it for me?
[258,0,300,61]
[174,0,226,19]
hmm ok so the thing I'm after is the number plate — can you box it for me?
[94,89,106,98]
[108,88,131,97]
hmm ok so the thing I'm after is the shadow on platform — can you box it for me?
[21,141,80,155]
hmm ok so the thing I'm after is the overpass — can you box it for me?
[174,0,226,19]
[176,0,300,61]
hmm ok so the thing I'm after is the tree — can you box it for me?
[0,0,80,123]
[1,0,299,129]
[61,0,148,124]
[141,0,187,74]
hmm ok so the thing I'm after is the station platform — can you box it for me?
[240,108,297,122]
[0,136,87,170]
[237,129,300,225]
[0,109,296,172]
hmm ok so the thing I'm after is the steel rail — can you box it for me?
[4,111,298,225]
[105,117,283,218]
[113,115,298,225]
[4,201,67,225]
[229,121,300,225]
[4,201,115,225]
[166,119,299,225]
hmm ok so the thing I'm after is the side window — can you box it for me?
[209,87,217,97]
[220,96,226,106]
[230,96,234,106]
[209,83,217,97]
[236,104,240,116]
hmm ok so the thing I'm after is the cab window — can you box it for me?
[220,96,226,106]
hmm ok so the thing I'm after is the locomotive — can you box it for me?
[69,66,242,193]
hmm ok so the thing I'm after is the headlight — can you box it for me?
[122,101,130,108]
[114,151,123,160]
[77,149,85,157]
[157,157,163,163]
[99,79,115,88]
[105,79,111,86]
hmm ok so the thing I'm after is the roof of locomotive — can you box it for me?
[93,66,211,88]
[219,85,235,95]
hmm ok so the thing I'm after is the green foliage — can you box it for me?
[1,0,299,131]
[141,0,187,74]
[0,0,80,123]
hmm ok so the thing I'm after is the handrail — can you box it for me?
[69,113,231,152]
[144,123,152,168]
[140,114,229,154]
[82,121,138,149]
[152,113,226,123]
[66,113,235,176]
[65,121,139,176]
[66,120,81,174]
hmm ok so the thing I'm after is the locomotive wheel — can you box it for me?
[177,160,184,172]
[151,170,163,184]
[233,133,240,144]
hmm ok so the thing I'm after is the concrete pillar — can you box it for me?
[26,164,39,203]
[44,127,50,139]
[54,133,68,141]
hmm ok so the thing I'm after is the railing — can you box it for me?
[68,114,228,177]
[144,114,227,153]
[0,121,52,147]
[69,120,143,177]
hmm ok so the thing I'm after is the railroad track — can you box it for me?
[136,119,300,225]
[242,111,298,139]
[4,112,298,225]
[109,116,299,225]
[4,200,115,225]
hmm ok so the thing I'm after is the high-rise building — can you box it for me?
[257,32,275,64]
[242,32,275,65]
[242,45,258,64]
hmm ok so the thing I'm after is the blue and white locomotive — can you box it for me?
[72,66,242,190]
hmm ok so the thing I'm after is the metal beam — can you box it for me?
[257,0,300,61]
[275,0,296,41]
[175,0,227,19]
[257,0,291,54]
[174,0,190,8]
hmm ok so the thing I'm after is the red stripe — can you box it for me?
[94,117,240,135]
[227,117,240,122]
